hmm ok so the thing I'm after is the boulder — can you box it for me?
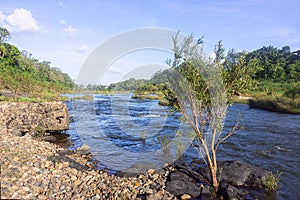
[166,160,273,199]
[0,102,69,135]
[165,170,213,198]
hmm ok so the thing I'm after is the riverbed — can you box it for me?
[65,93,300,200]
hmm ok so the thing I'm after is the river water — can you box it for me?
[64,93,300,200]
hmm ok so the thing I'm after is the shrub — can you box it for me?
[260,172,280,192]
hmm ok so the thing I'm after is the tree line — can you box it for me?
[0,27,74,101]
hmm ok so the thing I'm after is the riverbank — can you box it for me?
[0,130,176,199]
[248,97,300,114]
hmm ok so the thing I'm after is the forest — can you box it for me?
[0,27,74,101]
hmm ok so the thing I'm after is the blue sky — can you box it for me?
[1,0,299,84]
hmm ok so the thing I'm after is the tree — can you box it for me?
[165,34,246,192]
[0,27,10,44]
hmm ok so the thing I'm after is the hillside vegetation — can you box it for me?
[0,28,74,102]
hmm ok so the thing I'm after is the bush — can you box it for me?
[259,172,280,192]
[283,84,300,100]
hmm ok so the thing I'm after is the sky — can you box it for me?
[0,0,300,85]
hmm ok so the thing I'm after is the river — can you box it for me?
[63,93,300,200]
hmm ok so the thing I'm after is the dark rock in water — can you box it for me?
[219,182,239,200]
[41,135,57,142]
[219,160,270,187]
[166,170,201,197]
[196,160,270,187]
[165,169,213,199]
[166,160,273,200]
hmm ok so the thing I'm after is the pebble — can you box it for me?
[0,131,176,199]
[181,194,192,200]
[147,168,155,175]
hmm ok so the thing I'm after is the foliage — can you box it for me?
[283,83,300,100]
[0,27,74,101]
[108,78,149,91]
[0,27,10,44]
[33,124,46,138]
[160,33,247,192]
[246,45,300,82]
[259,172,281,193]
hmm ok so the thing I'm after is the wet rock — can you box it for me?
[219,182,239,200]
[219,160,270,187]
[166,171,201,198]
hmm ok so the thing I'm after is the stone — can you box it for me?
[181,194,192,200]
[147,169,155,175]
[0,102,69,135]
[146,190,164,200]
[218,160,270,187]
[76,145,91,155]
[166,171,201,198]
[41,136,57,143]
[219,182,239,200]
[91,194,101,200]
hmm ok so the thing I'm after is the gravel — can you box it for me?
[0,130,177,199]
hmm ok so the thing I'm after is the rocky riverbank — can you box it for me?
[0,129,275,200]
[0,130,176,199]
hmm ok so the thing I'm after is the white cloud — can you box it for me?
[107,66,126,75]
[78,45,91,54]
[59,20,66,25]
[0,11,7,23]
[4,8,41,32]
[64,26,76,36]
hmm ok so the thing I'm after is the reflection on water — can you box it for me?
[65,94,300,200]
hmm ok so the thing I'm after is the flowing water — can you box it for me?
[64,93,300,200]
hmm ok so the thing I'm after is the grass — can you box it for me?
[71,94,94,101]
[0,90,70,102]
[232,81,300,114]
[258,172,281,193]
[249,97,300,114]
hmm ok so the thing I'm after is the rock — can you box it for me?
[181,194,192,200]
[147,169,155,175]
[118,163,159,177]
[11,128,24,137]
[166,171,201,198]
[0,102,69,134]
[219,182,239,200]
[76,145,91,155]
[218,160,270,187]
[91,194,101,200]
[146,190,164,200]
[41,136,57,143]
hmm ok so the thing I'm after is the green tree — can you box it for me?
[165,34,244,192]
[0,27,10,44]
